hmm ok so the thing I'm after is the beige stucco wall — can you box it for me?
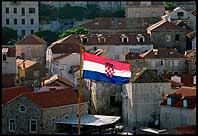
[160,106,196,129]
[2,56,16,74]
[16,44,46,65]
[42,102,88,134]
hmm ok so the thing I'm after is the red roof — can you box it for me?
[163,73,195,87]
[24,88,84,108]
[2,86,33,104]
[140,48,185,59]
[147,20,186,32]
[124,51,142,59]
[175,125,196,134]
[161,87,196,109]
[49,43,80,54]
[16,35,47,45]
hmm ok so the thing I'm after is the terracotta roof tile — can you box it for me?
[175,125,196,134]
[17,59,37,69]
[147,20,186,32]
[24,88,84,108]
[160,87,196,109]
[49,43,81,54]
[2,47,15,57]
[2,86,33,104]
[16,35,47,45]
[186,30,196,39]
[124,51,142,59]
[140,48,185,58]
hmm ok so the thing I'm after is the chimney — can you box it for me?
[153,49,158,55]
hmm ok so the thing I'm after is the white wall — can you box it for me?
[2,2,39,36]
[2,56,16,74]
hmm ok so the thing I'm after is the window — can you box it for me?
[14,19,17,25]
[52,119,55,129]
[30,120,37,133]
[174,72,178,75]
[31,30,34,34]
[175,34,180,41]
[82,37,88,43]
[193,76,196,84]
[167,98,171,105]
[22,19,25,25]
[161,60,163,66]
[33,71,39,77]
[21,8,25,16]
[30,19,34,25]
[6,19,10,25]
[123,37,128,43]
[139,37,144,42]
[19,105,26,112]
[22,30,25,36]
[151,60,156,67]
[110,96,116,106]
[14,8,17,14]
[2,54,7,61]
[183,100,187,108]
[166,35,171,41]
[6,8,9,14]
[9,119,16,132]
[177,12,184,17]
[29,8,35,14]
[174,60,178,66]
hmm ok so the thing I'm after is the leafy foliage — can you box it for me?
[34,30,59,45]
[165,2,176,10]
[58,27,89,39]
[2,27,18,45]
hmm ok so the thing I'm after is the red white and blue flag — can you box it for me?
[83,52,131,84]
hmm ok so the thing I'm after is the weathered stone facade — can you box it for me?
[2,96,43,134]
[122,69,173,128]
[88,81,122,116]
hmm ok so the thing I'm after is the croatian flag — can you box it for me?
[83,52,131,84]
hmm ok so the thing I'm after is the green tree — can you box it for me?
[165,2,176,10]
[2,27,18,45]
[34,30,59,46]
[58,26,89,39]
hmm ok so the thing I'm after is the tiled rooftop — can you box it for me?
[16,35,47,45]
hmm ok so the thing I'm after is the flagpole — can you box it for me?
[78,44,83,135]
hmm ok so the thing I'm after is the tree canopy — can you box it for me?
[34,30,59,46]
[2,27,18,45]
[58,26,89,39]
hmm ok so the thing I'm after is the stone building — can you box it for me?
[140,48,187,75]
[2,46,16,88]
[52,33,153,61]
[16,59,47,89]
[160,87,196,129]
[2,1,39,37]
[185,48,196,74]
[186,30,196,50]
[147,19,187,53]
[126,1,165,18]
[16,35,47,65]
[122,68,172,129]
[2,86,88,134]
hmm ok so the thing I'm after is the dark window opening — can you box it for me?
[2,54,7,61]
[22,30,25,36]
[6,19,10,25]
[140,37,144,42]
[14,19,17,25]
[29,8,35,14]
[161,61,163,66]
[30,120,37,132]
[175,34,180,41]
[14,8,17,14]
[22,19,25,25]
[123,38,128,43]
[174,72,179,75]
[82,38,88,43]
[30,19,34,25]
[21,8,25,16]
[6,8,9,14]
[177,12,184,17]
[31,30,34,34]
